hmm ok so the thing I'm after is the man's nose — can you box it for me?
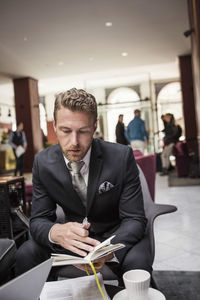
[71,132,78,146]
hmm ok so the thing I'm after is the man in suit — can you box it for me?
[16,88,152,277]
[115,114,128,145]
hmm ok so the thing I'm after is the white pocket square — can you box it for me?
[98,181,114,194]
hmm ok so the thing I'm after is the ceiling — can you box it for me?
[0,0,190,87]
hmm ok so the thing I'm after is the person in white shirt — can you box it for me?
[9,122,27,176]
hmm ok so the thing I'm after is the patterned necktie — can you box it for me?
[68,161,87,207]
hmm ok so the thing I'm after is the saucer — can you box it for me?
[113,287,166,300]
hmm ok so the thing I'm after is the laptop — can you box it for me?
[0,258,53,300]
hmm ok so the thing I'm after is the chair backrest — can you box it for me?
[133,150,143,157]
[137,164,156,222]
[137,164,177,261]
[173,141,188,157]
[53,165,177,282]
[135,154,156,201]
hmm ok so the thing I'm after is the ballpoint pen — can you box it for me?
[82,217,89,229]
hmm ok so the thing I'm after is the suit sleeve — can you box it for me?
[111,147,147,261]
[30,155,57,248]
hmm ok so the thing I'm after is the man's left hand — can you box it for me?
[74,252,114,274]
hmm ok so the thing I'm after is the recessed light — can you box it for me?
[89,57,94,62]
[23,37,28,41]
[105,22,112,27]
[58,61,64,66]
[121,52,128,57]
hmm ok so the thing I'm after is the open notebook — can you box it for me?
[0,258,53,300]
[52,235,125,266]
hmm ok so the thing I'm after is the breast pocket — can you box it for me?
[98,184,120,197]
[94,184,120,218]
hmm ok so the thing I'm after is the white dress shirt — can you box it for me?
[63,147,91,187]
[48,147,91,243]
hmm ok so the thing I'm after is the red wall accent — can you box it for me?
[0,123,12,130]
[13,77,43,172]
[47,121,57,145]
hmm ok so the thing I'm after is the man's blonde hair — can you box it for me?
[54,88,97,123]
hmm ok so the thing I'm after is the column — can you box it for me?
[179,55,197,152]
[13,77,43,172]
[187,0,200,160]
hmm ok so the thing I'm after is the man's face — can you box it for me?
[119,116,123,123]
[17,122,24,131]
[164,115,171,123]
[54,107,97,162]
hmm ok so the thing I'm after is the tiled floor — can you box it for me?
[153,173,200,271]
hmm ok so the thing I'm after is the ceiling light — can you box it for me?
[89,57,94,62]
[121,52,128,57]
[23,37,28,41]
[105,22,112,27]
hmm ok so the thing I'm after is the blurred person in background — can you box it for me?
[125,109,148,154]
[9,122,27,176]
[160,113,182,176]
[115,114,128,145]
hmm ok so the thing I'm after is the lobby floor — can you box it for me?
[153,173,200,271]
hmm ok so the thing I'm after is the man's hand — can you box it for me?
[74,252,114,274]
[50,222,100,257]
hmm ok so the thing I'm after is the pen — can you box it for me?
[82,217,89,228]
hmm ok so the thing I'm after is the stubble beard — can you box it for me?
[62,145,86,162]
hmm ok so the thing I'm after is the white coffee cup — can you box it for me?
[123,269,150,300]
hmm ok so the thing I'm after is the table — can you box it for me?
[105,284,123,299]
[0,176,28,242]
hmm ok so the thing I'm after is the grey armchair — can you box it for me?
[137,165,177,264]
[137,165,177,287]
[0,239,16,285]
[50,165,177,287]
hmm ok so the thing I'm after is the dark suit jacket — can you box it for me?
[30,139,147,261]
[115,121,128,145]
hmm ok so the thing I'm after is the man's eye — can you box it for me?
[79,130,89,134]
[63,130,71,134]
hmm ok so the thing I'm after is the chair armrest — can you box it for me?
[146,203,177,261]
[151,204,177,220]
[0,239,16,261]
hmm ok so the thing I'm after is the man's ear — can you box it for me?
[94,119,98,132]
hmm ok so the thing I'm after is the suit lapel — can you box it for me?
[87,140,103,214]
[53,145,85,214]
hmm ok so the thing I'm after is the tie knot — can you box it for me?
[69,161,84,174]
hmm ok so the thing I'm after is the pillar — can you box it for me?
[187,0,200,160]
[13,77,43,172]
[179,55,197,152]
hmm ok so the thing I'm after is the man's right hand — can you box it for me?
[50,222,100,257]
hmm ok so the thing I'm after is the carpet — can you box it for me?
[168,173,200,187]
[153,270,200,300]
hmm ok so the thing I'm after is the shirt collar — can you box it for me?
[63,147,91,170]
